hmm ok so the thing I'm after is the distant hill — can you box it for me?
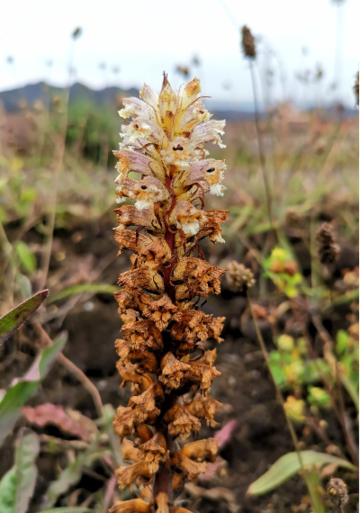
[0,81,257,119]
[0,82,139,113]
[0,82,357,119]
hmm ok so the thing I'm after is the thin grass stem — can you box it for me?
[249,61,273,228]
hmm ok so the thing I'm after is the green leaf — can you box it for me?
[307,387,331,408]
[40,509,93,513]
[332,288,359,307]
[0,429,40,513]
[48,283,117,303]
[14,241,37,274]
[247,450,356,496]
[336,330,349,356]
[307,467,325,513]
[269,361,285,386]
[16,274,32,300]
[341,374,359,411]
[0,335,67,446]
[0,290,49,346]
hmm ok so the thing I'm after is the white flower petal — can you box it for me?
[182,220,200,235]
[210,183,226,196]
[135,199,152,210]
[119,97,155,121]
[214,234,225,243]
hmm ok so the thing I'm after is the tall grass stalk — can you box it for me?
[38,28,82,290]
[249,61,273,228]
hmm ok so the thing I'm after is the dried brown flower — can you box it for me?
[181,437,218,461]
[122,437,141,462]
[159,353,191,389]
[164,403,201,440]
[116,460,152,489]
[112,75,227,511]
[171,450,207,480]
[140,433,170,473]
[186,394,221,427]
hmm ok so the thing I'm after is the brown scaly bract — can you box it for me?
[110,74,228,513]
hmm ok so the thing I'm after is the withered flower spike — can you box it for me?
[112,76,227,510]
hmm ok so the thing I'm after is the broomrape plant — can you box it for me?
[109,75,228,513]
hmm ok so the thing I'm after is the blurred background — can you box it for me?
[0,1,359,512]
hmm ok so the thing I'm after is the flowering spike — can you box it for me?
[112,76,228,511]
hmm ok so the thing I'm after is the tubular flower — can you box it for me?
[112,75,228,512]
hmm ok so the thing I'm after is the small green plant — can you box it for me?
[269,334,333,420]
[263,247,303,298]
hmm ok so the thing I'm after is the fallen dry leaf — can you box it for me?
[22,403,97,440]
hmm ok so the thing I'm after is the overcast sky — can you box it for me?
[0,0,358,106]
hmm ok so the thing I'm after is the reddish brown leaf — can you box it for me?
[215,419,237,448]
[22,403,96,440]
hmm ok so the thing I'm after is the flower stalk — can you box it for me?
[110,75,228,513]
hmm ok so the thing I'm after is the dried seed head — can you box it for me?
[226,261,255,292]
[285,207,302,227]
[316,223,339,265]
[326,478,349,508]
[241,25,256,59]
[354,71,359,106]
